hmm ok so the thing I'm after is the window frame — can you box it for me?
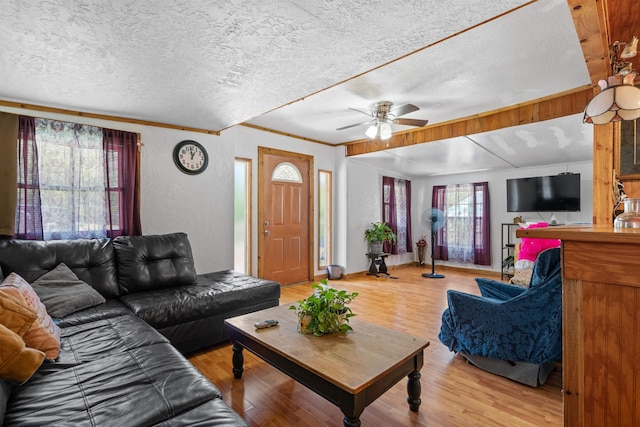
[318,169,332,269]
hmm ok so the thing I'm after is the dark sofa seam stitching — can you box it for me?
[101,315,208,420]
[72,366,97,427]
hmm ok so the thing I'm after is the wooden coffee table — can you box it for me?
[225,305,430,427]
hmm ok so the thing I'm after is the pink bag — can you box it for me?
[518,222,561,263]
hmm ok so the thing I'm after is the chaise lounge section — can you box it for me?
[0,232,280,426]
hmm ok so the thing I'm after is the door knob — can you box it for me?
[264,230,270,236]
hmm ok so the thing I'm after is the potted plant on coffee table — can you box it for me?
[364,221,397,254]
[289,280,359,336]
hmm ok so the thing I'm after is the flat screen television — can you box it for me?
[506,173,581,212]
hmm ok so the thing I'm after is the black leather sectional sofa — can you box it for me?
[0,232,280,426]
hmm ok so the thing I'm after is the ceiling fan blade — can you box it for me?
[396,118,429,127]
[336,121,370,131]
[391,103,419,117]
[348,107,372,116]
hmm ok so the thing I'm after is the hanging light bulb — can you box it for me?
[621,36,639,59]
[365,124,379,139]
[379,122,392,140]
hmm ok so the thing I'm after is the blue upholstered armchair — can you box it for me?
[438,247,562,386]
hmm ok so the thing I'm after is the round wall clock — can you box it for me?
[173,140,209,175]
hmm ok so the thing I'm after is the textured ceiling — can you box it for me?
[248,0,590,144]
[1,0,530,130]
[1,0,597,176]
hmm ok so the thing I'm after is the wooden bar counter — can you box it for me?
[517,225,640,427]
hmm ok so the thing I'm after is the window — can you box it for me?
[272,162,302,182]
[15,116,140,240]
[234,158,252,274]
[382,176,412,254]
[432,182,491,265]
[318,170,332,268]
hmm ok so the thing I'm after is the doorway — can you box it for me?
[258,147,313,285]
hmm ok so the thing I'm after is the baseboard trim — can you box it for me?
[324,262,501,280]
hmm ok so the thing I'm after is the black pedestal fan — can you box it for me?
[421,208,446,279]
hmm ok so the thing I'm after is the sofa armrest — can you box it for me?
[440,288,562,364]
[475,277,526,301]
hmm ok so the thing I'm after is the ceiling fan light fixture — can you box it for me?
[584,37,640,125]
[337,100,427,137]
[365,124,379,139]
[379,122,392,140]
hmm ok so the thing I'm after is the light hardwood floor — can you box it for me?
[188,265,563,427]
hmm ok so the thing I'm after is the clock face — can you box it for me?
[173,140,208,175]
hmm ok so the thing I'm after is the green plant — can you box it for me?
[502,255,514,269]
[289,280,359,336]
[364,222,397,244]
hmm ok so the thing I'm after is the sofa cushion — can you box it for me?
[119,269,281,329]
[57,299,132,328]
[152,397,249,427]
[0,273,61,360]
[31,263,106,318]
[0,238,120,299]
[0,379,12,425]
[52,314,170,368]
[4,342,226,426]
[113,232,197,294]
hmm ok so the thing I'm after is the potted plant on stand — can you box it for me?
[364,222,397,254]
[289,280,359,336]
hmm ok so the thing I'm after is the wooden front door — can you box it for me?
[258,147,313,285]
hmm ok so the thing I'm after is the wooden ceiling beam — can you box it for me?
[345,86,593,156]
[567,0,611,86]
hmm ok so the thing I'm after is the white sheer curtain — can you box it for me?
[444,184,475,263]
[35,118,107,239]
[394,179,408,254]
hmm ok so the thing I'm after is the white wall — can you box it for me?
[345,159,415,274]
[0,104,594,279]
[226,125,338,277]
[0,106,342,276]
[412,161,593,273]
[338,157,592,276]
[0,106,234,273]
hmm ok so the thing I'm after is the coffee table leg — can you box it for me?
[406,370,421,412]
[232,342,244,379]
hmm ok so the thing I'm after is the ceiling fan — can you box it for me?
[336,101,429,140]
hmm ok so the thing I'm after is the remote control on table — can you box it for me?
[254,319,279,329]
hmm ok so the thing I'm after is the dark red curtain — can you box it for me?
[15,116,43,239]
[103,128,142,237]
[382,176,412,255]
[473,181,491,265]
[14,117,141,240]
